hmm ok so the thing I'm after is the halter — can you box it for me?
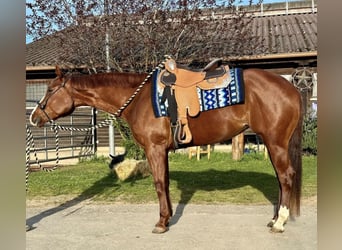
[36,80,67,123]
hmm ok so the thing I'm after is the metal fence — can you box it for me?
[26,100,96,166]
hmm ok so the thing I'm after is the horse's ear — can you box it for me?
[55,66,64,78]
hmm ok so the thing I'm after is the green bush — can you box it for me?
[302,114,317,155]
[113,119,146,160]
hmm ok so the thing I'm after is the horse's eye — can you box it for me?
[47,88,53,93]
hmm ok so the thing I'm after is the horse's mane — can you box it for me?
[69,72,148,89]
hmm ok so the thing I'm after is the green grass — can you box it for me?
[26,152,317,205]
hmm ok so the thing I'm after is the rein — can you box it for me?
[26,56,171,191]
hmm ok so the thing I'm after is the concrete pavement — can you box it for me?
[26,199,317,250]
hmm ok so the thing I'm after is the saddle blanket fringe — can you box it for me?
[151,68,245,118]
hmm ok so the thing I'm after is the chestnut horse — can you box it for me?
[30,65,303,234]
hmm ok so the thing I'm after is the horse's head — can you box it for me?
[30,66,75,127]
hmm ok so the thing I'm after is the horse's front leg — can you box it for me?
[145,145,172,233]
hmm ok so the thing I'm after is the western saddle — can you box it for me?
[158,58,231,144]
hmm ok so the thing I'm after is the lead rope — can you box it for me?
[50,55,171,132]
[25,55,171,191]
[26,124,59,191]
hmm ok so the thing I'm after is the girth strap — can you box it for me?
[161,85,177,125]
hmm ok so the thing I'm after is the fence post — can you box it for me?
[109,120,115,155]
[92,108,98,154]
[232,133,244,160]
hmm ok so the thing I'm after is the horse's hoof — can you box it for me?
[270,226,285,233]
[152,226,168,234]
[267,220,275,228]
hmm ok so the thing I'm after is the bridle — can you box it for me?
[36,80,68,123]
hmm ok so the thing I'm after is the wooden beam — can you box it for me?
[26,64,88,71]
[26,51,317,71]
[26,65,56,71]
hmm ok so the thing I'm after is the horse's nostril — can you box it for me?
[36,117,42,126]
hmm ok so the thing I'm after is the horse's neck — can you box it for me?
[72,87,129,114]
[71,74,145,115]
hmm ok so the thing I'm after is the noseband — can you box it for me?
[37,80,67,123]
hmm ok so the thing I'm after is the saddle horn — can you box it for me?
[165,59,178,73]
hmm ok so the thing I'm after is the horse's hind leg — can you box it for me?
[265,142,296,233]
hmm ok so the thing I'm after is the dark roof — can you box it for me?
[26,36,65,68]
[26,12,317,70]
[250,13,316,54]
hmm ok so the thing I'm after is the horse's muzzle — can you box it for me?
[30,114,42,127]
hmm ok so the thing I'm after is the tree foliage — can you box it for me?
[26,0,264,72]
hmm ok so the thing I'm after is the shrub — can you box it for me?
[113,119,146,160]
[302,114,317,155]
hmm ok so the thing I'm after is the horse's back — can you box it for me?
[244,68,302,109]
[244,68,300,96]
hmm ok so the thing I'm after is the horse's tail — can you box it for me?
[289,101,304,218]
